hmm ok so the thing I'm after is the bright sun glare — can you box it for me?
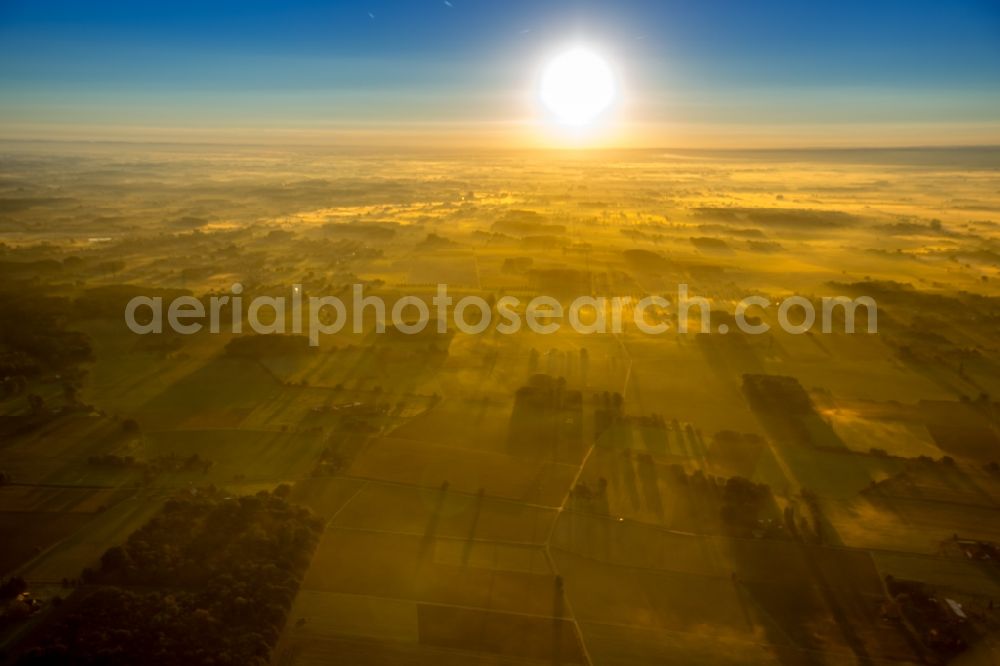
[539,47,616,127]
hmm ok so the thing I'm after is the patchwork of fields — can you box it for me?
[2,145,1000,664]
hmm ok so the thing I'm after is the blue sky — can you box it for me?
[1,0,998,145]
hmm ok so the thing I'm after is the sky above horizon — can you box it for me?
[1,0,999,147]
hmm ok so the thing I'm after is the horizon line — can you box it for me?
[3,136,1000,154]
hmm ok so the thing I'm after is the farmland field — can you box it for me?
[1,144,999,665]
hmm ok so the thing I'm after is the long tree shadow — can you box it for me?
[417,483,448,567]
[551,576,565,666]
[461,488,484,566]
[634,453,664,520]
[742,373,848,450]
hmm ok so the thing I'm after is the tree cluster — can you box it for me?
[720,476,773,532]
[17,488,323,666]
[0,289,93,374]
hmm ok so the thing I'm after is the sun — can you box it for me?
[539,47,616,127]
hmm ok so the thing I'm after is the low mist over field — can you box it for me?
[1,142,999,665]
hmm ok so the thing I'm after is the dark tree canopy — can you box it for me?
[16,488,322,666]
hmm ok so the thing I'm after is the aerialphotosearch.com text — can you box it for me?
[124,283,878,345]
